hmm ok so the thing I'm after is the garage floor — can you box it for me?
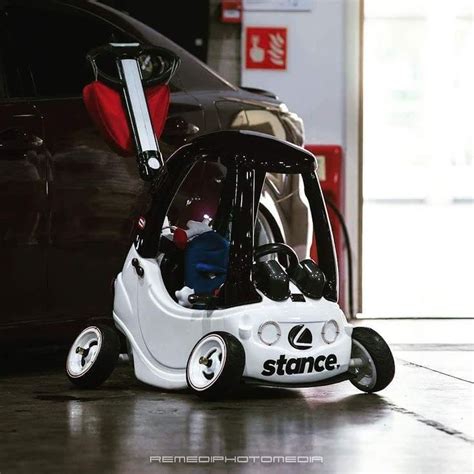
[1,320,473,473]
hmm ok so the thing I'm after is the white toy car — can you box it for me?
[66,44,395,399]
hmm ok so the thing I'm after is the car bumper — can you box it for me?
[241,323,352,385]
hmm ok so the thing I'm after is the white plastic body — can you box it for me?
[113,245,353,390]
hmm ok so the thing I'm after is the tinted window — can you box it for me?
[3,4,132,98]
[0,19,7,99]
[109,1,210,62]
[116,14,236,92]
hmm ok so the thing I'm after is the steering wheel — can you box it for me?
[87,43,180,88]
[254,243,299,270]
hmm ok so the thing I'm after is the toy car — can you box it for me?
[66,44,395,399]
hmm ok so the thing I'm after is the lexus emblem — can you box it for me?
[288,324,312,350]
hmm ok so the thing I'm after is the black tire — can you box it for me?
[186,332,245,400]
[350,327,395,393]
[66,324,120,389]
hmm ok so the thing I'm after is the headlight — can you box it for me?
[258,321,281,346]
[322,320,339,344]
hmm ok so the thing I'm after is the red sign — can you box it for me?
[245,27,287,70]
[221,0,242,23]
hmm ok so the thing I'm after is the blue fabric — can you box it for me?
[184,231,230,294]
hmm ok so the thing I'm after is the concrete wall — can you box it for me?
[207,0,242,85]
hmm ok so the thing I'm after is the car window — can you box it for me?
[117,14,236,92]
[2,3,133,98]
[0,26,7,99]
[1,6,32,98]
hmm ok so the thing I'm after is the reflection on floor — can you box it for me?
[1,319,472,473]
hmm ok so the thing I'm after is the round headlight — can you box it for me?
[322,320,339,344]
[258,321,281,346]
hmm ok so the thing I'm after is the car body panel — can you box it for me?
[0,102,47,324]
[0,0,303,348]
[113,247,350,390]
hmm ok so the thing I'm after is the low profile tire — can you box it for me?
[350,327,395,393]
[66,325,120,389]
[186,332,245,399]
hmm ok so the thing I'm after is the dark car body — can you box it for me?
[0,0,303,350]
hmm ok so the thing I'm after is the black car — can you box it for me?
[0,0,304,350]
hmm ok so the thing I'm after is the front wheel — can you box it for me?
[186,332,245,399]
[349,327,395,393]
[66,325,120,389]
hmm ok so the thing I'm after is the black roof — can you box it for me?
[183,131,316,174]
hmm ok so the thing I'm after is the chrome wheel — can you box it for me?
[187,334,226,391]
[67,327,102,378]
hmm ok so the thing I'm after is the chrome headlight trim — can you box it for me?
[258,321,281,346]
[322,319,340,344]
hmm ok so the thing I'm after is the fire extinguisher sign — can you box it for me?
[245,27,287,70]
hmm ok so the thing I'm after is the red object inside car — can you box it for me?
[173,228,188,249]
[83,81,170,156]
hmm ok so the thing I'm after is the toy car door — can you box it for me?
[135,160,230,369]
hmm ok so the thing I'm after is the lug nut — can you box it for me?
[199,356,211,367]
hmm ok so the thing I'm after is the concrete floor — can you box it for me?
[1,320,473,473]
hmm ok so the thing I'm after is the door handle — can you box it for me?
[0,128,44,154]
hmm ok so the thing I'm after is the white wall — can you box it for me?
[241,0,363,313]
[241,0,346,145]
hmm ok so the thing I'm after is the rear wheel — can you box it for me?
[350,327,395,393]
[66,325,120,389]
[186,332,245,399]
